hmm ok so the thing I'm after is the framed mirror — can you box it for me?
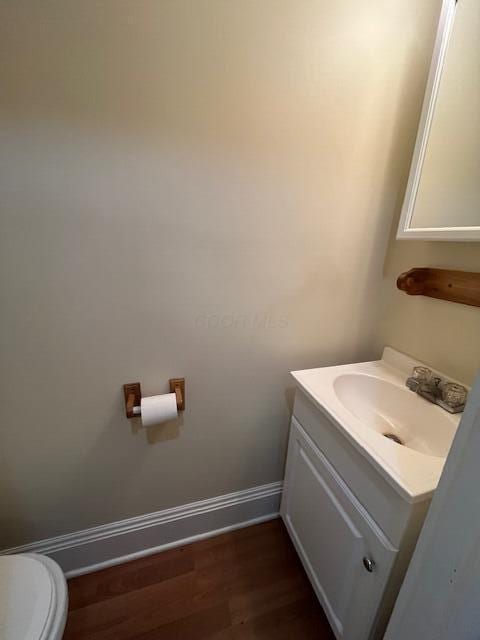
[397,0,480,241]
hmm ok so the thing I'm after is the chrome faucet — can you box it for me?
[406,367,467,414]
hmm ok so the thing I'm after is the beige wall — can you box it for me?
[378,238,480,386]
[0,0,440,546]
[375,1,480,388]
[412,0,480,228]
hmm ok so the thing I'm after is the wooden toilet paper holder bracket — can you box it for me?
[123,378,185,418]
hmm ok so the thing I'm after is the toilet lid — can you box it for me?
[0,555,55,640]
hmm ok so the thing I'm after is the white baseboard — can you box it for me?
[2,481,283,578]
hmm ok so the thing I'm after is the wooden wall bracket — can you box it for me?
[169,378,185,411]
[397,268,480,308]
[123,382,141,418]
[123,378,185,418]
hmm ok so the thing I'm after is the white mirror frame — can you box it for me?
[397,0,480,241]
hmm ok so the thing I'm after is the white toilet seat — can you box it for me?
[0,553,68,640]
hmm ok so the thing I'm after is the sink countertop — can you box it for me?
[291,347,462,503]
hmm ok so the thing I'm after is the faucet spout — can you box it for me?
[405,369,467,414]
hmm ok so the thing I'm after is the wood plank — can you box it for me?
[229,596,331,640]
[68,545,194,611]
[397,267,480,308]
[131,603,231,640]
[64,519,334,640]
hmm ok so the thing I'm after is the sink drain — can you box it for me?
[383,433,403,445]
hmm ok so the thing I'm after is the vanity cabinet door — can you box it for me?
[281,417,398,640]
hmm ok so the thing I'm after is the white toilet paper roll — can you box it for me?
[140,393,178,427]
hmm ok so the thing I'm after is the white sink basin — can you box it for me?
[333,373,453,458]
[291,348,462,501]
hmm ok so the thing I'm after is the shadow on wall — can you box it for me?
[348,7,442,351]
[0,0,446,547]
[53,392,184,532]
[0,394,181,550]
[129,412,182,445]
[0,465,35,549]
[376,14,480,387]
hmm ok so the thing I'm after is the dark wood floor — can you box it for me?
[64,518,334,639]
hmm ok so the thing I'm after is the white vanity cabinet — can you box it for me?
[282,417,397,639]
[281,389,432,640]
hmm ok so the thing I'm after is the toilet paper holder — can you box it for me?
[123,378,185,418]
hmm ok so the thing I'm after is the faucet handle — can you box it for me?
[412,366,432,383]
[406,365,468,414]
[441,382,468,409]
[406,366,432,392]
